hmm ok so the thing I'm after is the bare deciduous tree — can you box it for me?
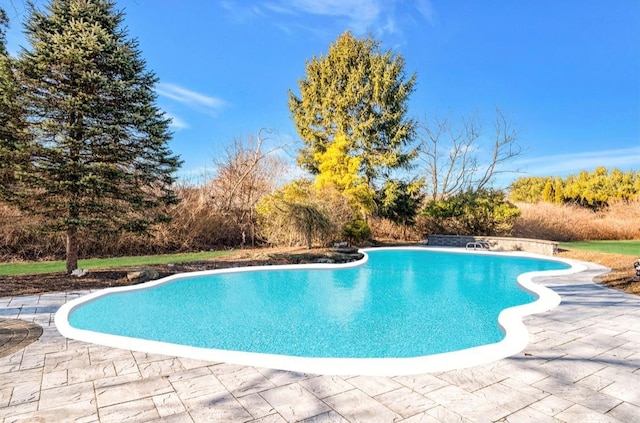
[207,129,287,246]
[417,109,521,201]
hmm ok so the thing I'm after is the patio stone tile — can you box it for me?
[393,373,449,395]
[555,404,623,423]
[68,361,117,384]
[435,366,507,392]
[169,373,227,401]
[22,338,66,355]
[178,357,216,370]
[138,357,186,378]
[155,412,195,423]
[132,350,173,364]
[8,382,40,406]
[398,411,442,423]
[0,387,11,407]
[208,362,256,378]
[474,381,539,413]
[374,386,436,418]
[18,350,44,370]
[152,392,188,417]
[88,345,135,364]
[0,368,43,389]
[346,375,403,396]
[601,378,640,407]
[98,397,160,423]
[39,381,96,410]
[93,372,142,389]
[424,405,472,422]
[557,340,617,359]
[528,330,578,349]
[250,413,288,423]
[596,344,637,361]
[44,348,91,372]
[5,399,98,423]
[41,368,68,390]
[426,385,510,422]
[167,367,212,382]
[529,394,574,416]
[217,368,276,397]
[0,401,38,421]
[299,410,349,423]
[503,406,562,423]
[572,332,628,349]
[66,339,93,353]
[533,377,621,414]
[607,401,640,422]
[260,383,330,421]
[0,308,20,318]
[182,391,252,423]
[95,376,173,408]
[113,358,140,376]
[568,322,622,338]
[323,389,401,423]
[258,368,311,386]
[538,357,607,383]
[236,392,276,419]
[499,376,549,400]
[539,319,589,334]
[575,374,614,391]
[299,375,355,399]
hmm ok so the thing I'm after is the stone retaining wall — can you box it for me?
[426,235,559,256]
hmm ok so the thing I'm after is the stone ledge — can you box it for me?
[426,235,559,256]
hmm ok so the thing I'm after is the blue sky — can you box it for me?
[3,0,639,186]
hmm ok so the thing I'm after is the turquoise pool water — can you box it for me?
[67,249,569,359]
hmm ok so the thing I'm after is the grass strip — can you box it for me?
[560,240,640,256]
[0,250,233,276]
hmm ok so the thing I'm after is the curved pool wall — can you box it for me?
[55,247,585,376]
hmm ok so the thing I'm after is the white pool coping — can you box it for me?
[55,246,586,376]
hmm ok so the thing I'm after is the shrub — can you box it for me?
[342,217,371,244]
[422,189,520,236]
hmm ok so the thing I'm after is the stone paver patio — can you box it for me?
[1,259,639,422]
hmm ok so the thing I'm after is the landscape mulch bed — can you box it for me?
[1,246,638,298]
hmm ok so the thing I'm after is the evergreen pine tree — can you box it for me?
[15,0,181,273]
[288,31,416,187]
[0,8,29,203]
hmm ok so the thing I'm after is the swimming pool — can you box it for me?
[55,247,582,375]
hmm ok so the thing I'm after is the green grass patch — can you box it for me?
[0,250,233,276]
[560,240,640,256]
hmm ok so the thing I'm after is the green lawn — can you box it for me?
[0,250,233,276]
[560,240,640,256]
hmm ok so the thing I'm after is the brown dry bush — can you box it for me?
[369,215,424,242]
[0,204,65,261]
[0,184,244,262]
[512,200,640,241]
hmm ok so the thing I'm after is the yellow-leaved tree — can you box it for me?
[313,134,374,214]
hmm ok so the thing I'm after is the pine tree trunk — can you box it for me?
[66,227,78,274]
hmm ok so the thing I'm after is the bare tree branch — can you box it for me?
[417,109,522,200]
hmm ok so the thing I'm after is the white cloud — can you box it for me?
[156,83,226,115]
[288,0,381,33]
[415,0,437,26]
[514,146,640,177]
[165,112,189,130]
[223,0,435,37]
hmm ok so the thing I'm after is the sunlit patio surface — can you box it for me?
[1,260,639,422]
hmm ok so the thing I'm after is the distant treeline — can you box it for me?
[509,167,640,209]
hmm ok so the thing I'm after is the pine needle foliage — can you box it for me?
[10,0,181,273]
[0,9,29,203]
[288,31,416,186]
